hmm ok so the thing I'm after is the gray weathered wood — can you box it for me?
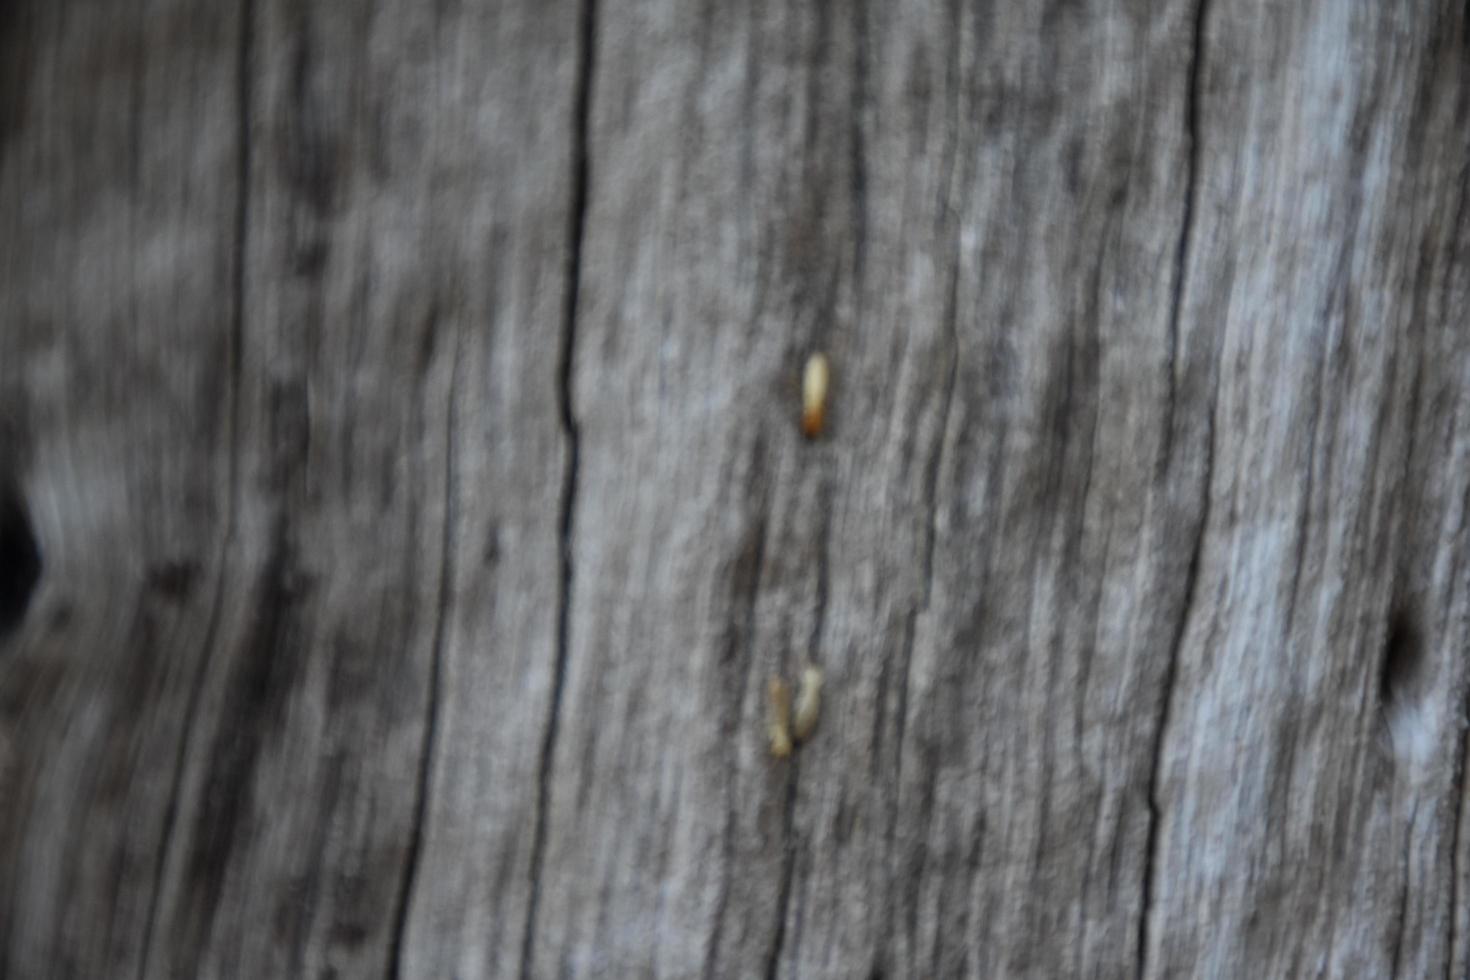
[1,1,243,975]
[3,1,1470,977]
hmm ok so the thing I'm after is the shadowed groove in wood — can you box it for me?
[1451,713,1470,980]
[1158,0,1208,473]
[136,0,253,973]
[387,310,458,980]
[900,238,963,762]
[874,12,967,969]
[1445,141,1470,980]
[1388,798,1420,978]
[520,0,596,974]
[700,433,774,975]
[1137,0,1210,974]
[877,238,963,980]
[763,751,802,980]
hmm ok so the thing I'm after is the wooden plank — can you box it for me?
[0,2,243,977]
[4,0,1470,978]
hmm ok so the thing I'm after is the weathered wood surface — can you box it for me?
[3,0,1470,977]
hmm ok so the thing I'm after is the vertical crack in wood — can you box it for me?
[763,762,802,980]
[808,486,835,662]
[1389,800,1420,979]
[135,3,253,974]
[521,0,595,973]
[1448,719,1469,980]
[1136,0,1209,976]
[1135,362,1213,980]
[1158,0,1207,473]
[847,0,868,286]
[702,469,771,976]
[1279,255,1341,642]
[879,7,964,963]
[922,259,962,628]
[1441,159,1470,980]
[386,310,455,980]
[898,252,962,764]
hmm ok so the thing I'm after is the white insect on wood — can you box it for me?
[792,665,822,742]
[801,352,830,439]
[767,677,794,758]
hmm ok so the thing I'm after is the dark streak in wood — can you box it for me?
[135,4,253,972]
[1443,146,1470,980]
[520,0,595,975]
[702,433,772,976]
[386,322,458,980]
[1159,0,1208,476]
[763,757,802,980]
[175,533,299,974]
[1137,3,1211,975]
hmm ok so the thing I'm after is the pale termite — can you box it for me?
[802,353,830,439]
[793,666,822,742]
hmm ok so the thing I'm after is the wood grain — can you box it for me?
[0,1,242,976]
[3,0,1470,978]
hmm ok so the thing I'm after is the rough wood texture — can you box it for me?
[3,1,1470,977]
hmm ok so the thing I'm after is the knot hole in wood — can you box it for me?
[1377,606,1441,768]
[0,482,40,638]
[1378,608,1426,711]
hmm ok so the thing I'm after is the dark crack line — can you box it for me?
[874,12,966,972]
[763,765,802,980]
[1158,0,1208,473]
[879,103,965,974]
[1439,152,1470,980]
[902,0,965,700]
[1136,2,1209,978]
[899,227,963,763]
[1136,375,1214,980]
[808,482,835,662]
[1389,801,1420,979]
[1448,721,1468,980]
[922,246,963,616]
[386,319,457,980]
[520,0,594,974]
[848,0,868,285]
[702,489,770,977]
[898,253,962,750]
[135,4,253,975]
[1281,276,1337,643]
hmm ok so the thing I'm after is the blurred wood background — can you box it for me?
[3,0,1470,976]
